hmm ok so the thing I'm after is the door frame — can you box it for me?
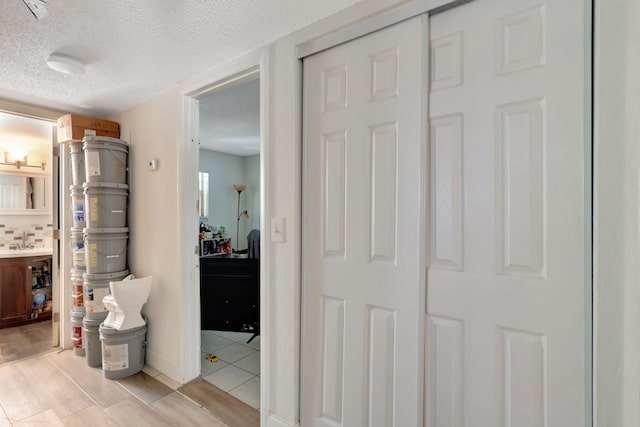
[297,0,593,424]
[179,51,270,420]
[0,106,63,347]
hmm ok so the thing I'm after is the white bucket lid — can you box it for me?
[70,268,85,280]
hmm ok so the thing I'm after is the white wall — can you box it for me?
[199,150,260,251]
[110,88,186,381]
[199,149,244,248]
[245,154,261,232]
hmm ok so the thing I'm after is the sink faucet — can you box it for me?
[20,231,33,249]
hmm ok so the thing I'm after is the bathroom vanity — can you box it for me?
[200,254,259,337]
[0,251,53,328]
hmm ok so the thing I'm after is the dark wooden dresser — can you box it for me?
[200,255,259,339]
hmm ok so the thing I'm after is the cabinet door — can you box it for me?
[0,261,29,324]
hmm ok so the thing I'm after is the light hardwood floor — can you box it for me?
[0,320,53,366]
[0,348,259,426]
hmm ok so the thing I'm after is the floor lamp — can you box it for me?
[233,184,249,252]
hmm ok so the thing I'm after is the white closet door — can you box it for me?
[302,16,425,427]
[427,0,588,425]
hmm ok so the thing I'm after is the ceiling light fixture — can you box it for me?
[46,53,86,75]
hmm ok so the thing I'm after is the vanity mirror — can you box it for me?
[0,173,48,212]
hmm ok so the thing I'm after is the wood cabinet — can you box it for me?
[0,256,52,328]
[200,255,259,337]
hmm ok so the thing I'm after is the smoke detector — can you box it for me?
[23,0,48,20]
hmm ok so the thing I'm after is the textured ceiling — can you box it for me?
[199,78,259,155]
[0,0,361,118]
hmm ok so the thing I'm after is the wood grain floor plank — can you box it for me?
[0,321,54,366]
[45,350,130,408]
[178,378,259,427]
[0,405,11,427]
[12,408,65,427]
[0,349,259,427]
[0,363,49,421]
[62,405,121,427]
[16,355,94,419]
[149,392,229,427]
[104,397,174,427]
[115,371,172,404]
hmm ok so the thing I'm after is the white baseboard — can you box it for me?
[145,347,183,384]
[267,413,300,427]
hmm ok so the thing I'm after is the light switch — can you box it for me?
[271,217,285,242]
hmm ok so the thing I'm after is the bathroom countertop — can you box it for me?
[0,248,53,259]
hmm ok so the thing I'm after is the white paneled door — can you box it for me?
[427,0,587,426]
[302,16,426,427]
[302,0,588,425]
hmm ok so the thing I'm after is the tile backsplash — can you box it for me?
[0,222,53,249]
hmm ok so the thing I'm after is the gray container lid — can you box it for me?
[83,313,107,327]
[82,136,129,146]
[83,227,128,235]
[70,310,85,321]
[82,182,129,191]
[99,319,147,337]
[82,270,129,281]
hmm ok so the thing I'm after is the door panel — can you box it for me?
[427,0,587,425]
[302,16,425,427]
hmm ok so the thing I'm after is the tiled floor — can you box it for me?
[200,330,260,409]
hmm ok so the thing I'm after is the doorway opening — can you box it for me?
[0,110,59,365]
[196,76,261,411]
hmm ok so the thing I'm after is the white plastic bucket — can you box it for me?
[70,185,85,229]
[83,228,128,274]
[70,308,85,356]
[83,182,128,228]
[70,269,84,295]
[70,269,84,308]
[83,312,107,367]
[83,136,129,184]
[70,227,85,270]
[99,320,147,379]
[83,270,129,318]
[69,142,85,186]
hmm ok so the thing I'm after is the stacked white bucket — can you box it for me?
[69,142,87,356]
[69,136,130,366]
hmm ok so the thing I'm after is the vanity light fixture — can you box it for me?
[1,152,45,170]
